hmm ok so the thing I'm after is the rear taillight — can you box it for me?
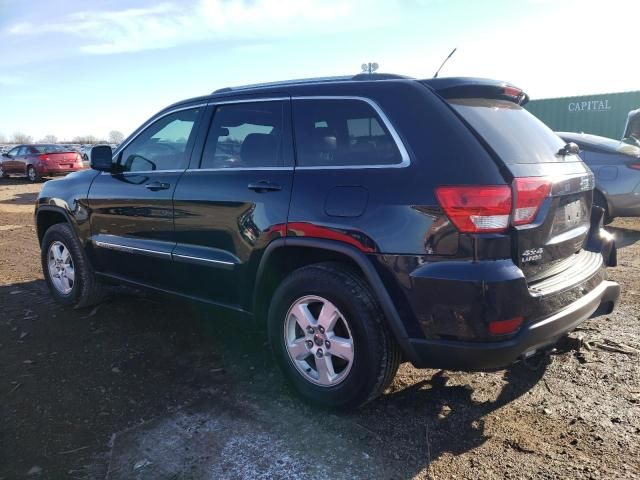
[435,185,512,233]
[38,154,49,162]
[627,161,640,170]
[512,177,551,226]
[436,177,551,233]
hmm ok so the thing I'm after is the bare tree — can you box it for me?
[0,133,6,144]
[72,135,103,144]
[11,132,33,143]
[108,130,124,144]
[40,134,58,144]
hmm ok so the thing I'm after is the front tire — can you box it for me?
[0,164,8,178]
[41,223,105,308]
[268,262,401,410]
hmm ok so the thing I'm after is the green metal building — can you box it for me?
[526,91,640,140]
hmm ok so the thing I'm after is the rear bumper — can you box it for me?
[408,280,620,370]
[36,165,84,176]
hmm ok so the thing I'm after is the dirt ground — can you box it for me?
[1,177,639,480]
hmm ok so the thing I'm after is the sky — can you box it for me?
[0,0,639,141]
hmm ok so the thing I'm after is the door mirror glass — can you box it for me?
[90,145,113,172]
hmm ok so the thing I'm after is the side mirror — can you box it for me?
[1,153,9,158]
[90,145,113,172]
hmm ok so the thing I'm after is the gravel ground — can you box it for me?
[0,177,638,479]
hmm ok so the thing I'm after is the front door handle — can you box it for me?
[248,181,282,193]
[145,181,171,191]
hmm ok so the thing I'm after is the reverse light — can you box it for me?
[512,177,551,226]
[489,317,524,336]
[435,185,512,233]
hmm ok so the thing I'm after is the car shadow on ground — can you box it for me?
[1,280,552,479]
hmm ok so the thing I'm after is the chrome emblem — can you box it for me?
[522,247,543,263]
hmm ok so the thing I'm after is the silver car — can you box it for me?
[558,132,640,223]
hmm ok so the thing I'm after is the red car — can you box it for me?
[0,144,85,182]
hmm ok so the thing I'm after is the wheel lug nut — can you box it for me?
[318,326,325,334]
[325,340,331,349]
[306,326,314,334]
[316,349,323,358]
[306,340,313,349]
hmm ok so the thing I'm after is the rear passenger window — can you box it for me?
[293,99,403,167]
[201,101,286,169]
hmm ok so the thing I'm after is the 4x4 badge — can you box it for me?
[522,248,543,263]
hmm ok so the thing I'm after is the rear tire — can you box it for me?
[41,223,106,308]
[27,165,40,182]
[268,262,401,410]
[594,191,613,225]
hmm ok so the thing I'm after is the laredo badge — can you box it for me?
[522,247,544,263]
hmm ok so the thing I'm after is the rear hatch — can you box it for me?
[427,80,595,283]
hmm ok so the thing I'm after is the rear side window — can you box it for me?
[293,99,403,167]
[200,101,286,169]
[450,98,566,164]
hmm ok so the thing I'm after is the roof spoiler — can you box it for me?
[422,77,530,106]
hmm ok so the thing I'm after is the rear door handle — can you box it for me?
[248,181,282,193]
[145,181,171,191]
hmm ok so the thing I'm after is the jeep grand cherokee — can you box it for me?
[35,74,620,409]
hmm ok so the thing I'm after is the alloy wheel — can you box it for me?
[284,295,355,386]
[47,241,75,295]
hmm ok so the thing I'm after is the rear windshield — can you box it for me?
[32,145,70,154]
[449,98,566,164]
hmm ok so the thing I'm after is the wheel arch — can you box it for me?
[253,237,417,363]
[36,206,75,246]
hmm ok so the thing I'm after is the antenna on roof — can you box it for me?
[361,62,379,76]
[433,48,457,78]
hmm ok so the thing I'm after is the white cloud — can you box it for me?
[6,0,388,55]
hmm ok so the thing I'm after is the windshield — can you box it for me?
[32,144,72,154]
[449,98,567,164]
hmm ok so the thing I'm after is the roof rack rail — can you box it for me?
[212,73,412,94]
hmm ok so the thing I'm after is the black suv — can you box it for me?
[36,75,620,409]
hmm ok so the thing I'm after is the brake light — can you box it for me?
[512,178,551,225]
[627,162,640,170]
[435,185,512,233]
[489,317,524,335]
[436,178,551,233]
[38,154,50,162]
